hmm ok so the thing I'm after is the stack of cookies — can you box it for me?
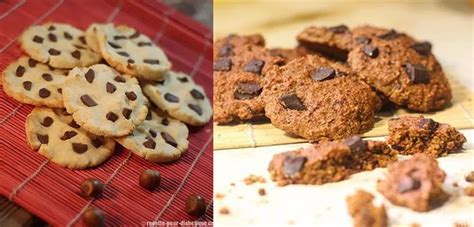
[213,25,452,141]
[2,22,212,169]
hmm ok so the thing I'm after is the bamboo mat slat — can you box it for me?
[0,0,213,225]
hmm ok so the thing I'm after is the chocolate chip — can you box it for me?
[48,25,55,31]
[410,41,432,56]
[143,59,160,64]
[71,50,81,59]
[137,42,152,47]
[398,176,421,193]
[80,95,98,107]
[190,89,204,100]
[418,118,439,132]
[82,207,105,227]
[113,35,126,40]
[41,117,53,127]
[344,135,367,152]
[64,32,73,40]
[363,45,379,58]
[106,112,118,122]
[145,111,152,120]
[125,91,137,101]
[129,31,140,39]
[149,129,157,138]
[72,143,88,154]
[405,63,430,84]
[114,76,126,83]
[69,119,81,128]
[139,169,161,191]
[84,69,95,83]
[28,59,38,67]
[161,132,178,147]
[164,93,179,103]
[79,36,86,45]
[188,104,202,115]
[355,36,371,45]
[143,138,156,149]
[108,41,121,49]
[328,25,349,33]
[280,94,306,110]
[16,66,25,77]
[48,33,57,42]
[39,88,50,98]
[378,29,399,40]
[103,82,116,94]
[312,67,336,81]
[48,48,61,56]
[283,155,307,177]
[33,35,43,43]
[61,131,78,140]
[213,58,232,71]
[42,73,53,81]
[244,59,265,75]
[219,43,234,57]
[81,178,104,198]
[234,83,262,100]
[91,137,104,148]
[178,77,188,83]
[37,134,49,144]
[23,81,32,91]
[185,195,206,217]
[127,59,134,64]
[162,118,169,126]
[117,51,129,57]
[122,108,132,119]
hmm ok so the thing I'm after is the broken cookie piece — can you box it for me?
[346,190,387,227]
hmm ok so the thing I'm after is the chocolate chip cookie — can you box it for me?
[263,54,381,140]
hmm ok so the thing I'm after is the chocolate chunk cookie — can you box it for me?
[346,190,387,227]
[377,153,450,212]
[263,54,381,141]
[214,44,284,123]
[387,115,466,157]
[214,34,265,58]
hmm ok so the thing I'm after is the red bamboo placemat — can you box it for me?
[0,0,213,226]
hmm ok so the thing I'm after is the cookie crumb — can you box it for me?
[465,171,474,182]
[219,207,230,215]
[258,188,266,196]
[463,184,474,197]
[215,193,225,199]
[243,174,266,185]
[453,182,459,187]
[346,190,387,227]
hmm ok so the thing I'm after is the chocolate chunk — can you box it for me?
[84,69,95,83]
[39,88,51,98]
[122,108,132,119]
[328,25,349,33]
[283,155,307,177]
[355,36,371,45]
[61,131,78,140]
[42,73,53,81]
[69,120,81,129]
[234,83,262,100]
[405,63,430,84]
[64,32,73,40]
[82,207,105,227]
[137,42,152,47]
[71,50,81,59]
[48,25,55,31]
[117,51,129,57]
[106,82,116,93]
[41,116,53,127]
[143,59,160,64]
[127,59,134,64]
[244,59,265,75]
[418,118,439,132]
[219,43,233,57]
[91,137,104,148]
[16,66,25,77]
[114,76,126,83]
[164,93,179,103]
[108,41,121,49]
[78,36,86,45]
[185,195,206,217]
[280,94,306,110]
[125,91,137,101]
[48,33,57,42]
[145,111,152,120]
[129,31,140,39]
[48,49,61,56]
[72,143,88,154]
[28,59,38,67]
[378,29,399,40]
[188,104,202,115]
[106,112,118,122]
[410,41,432,56]
[114,35,127,40]
[213,58,232,71]
[23,81,32,91]
[37,134,49,144]
[80,95,98,107]
[33,35,43,43]
[178,77,188,83]
[190,89,205,100]
[363,45,379,58]
[398,176,421,193]
[139,169,161,191]
[162,118,169,126]
[344,135,368,152]
[149,129,157,138]
[161,132,177,147]
[312,67,336,81]
[143,138,156,149]
[81,178,104,198]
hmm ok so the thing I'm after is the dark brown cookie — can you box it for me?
[262,55,381,140]
[213,34,265,58]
